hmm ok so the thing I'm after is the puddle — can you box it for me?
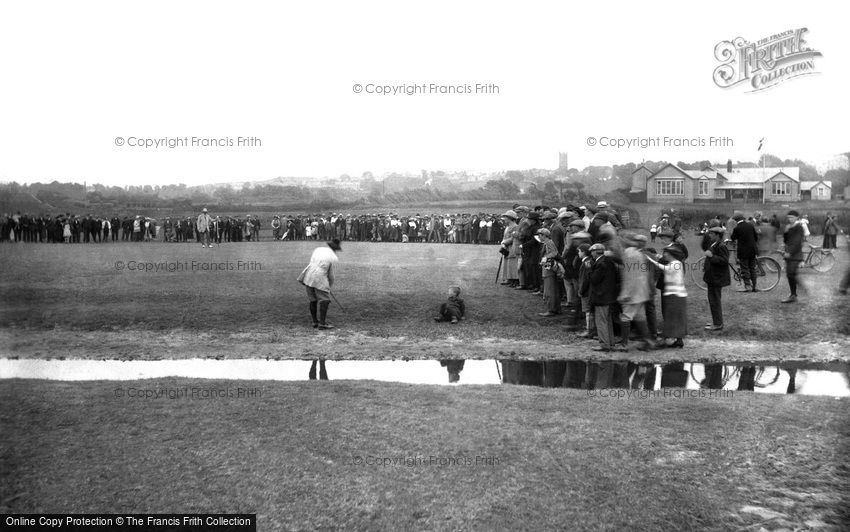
[0,358,848,395]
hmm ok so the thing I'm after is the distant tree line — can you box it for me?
[2,154,847,214]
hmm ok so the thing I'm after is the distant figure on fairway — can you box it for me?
[197,208,212,248]
[434,286,466,324]
[297,238,342,329]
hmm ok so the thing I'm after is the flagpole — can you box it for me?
[759,138,765,205]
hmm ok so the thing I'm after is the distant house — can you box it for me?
[635,163,802,203]
[629,164,653,202]
[799,180,832,201]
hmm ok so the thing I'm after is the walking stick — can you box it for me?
[329,290,346,313]
[495,255,504,284]
[495,360,502,383]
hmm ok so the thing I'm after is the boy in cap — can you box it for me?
[434,286,466,324]
[576,243,596,338]
[782,210,805,303]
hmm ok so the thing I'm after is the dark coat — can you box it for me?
[731,220,759,259]
[550,223,566,255]
[589,255,620,306]
[562,243,580,280]
[703,241,731,287]
[443,296,465,317]
[783,223,805,260]
[516,218,540,244]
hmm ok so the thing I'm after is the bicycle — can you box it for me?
[690,243,782,291]
[688,364,780,388]
[767,243,836,273]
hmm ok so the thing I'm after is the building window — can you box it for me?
[817,186,825,197]
[698,180,709,195]
[656,179,684,196]
[771,182,790,195]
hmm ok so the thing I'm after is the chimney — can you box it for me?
[726,159,733,173]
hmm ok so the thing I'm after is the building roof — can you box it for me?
[800,180,832,191]
[715,167,800,184]
[648,164,800,182]
[685,170,718,180]
[647,163,692,180]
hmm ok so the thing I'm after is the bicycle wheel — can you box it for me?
[812,251,835,273]
[691,256,707,290]
[754,366,780,388]
[755,256,781,291]
[688,363,703,387]
[763,252,783,272]
[809,250,822,269]
[689,363,732,388]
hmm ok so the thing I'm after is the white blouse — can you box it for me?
[660,260,687,298]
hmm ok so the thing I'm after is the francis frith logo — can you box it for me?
[713,28,822,92]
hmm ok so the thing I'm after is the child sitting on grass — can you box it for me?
[434,286,466,324]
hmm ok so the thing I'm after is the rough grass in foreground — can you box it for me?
[0,379,848,530]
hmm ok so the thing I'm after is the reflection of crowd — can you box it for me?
[274,212,507,244]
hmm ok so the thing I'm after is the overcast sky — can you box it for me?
[1,1,847,186]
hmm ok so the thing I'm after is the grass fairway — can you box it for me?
[1,237,848,362]
[0,379,847,530]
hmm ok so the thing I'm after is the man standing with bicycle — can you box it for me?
[782,210,805,304]
[730,213,759,292]
[703,227,730,331]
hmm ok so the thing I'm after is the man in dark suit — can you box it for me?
[782,210,805,303]
[730,213,759,292]
[111,217,121,241]
[589,243,621,351]
[703,227,731,330]
[82,215,91,243]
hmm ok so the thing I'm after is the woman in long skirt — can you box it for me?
[536,228,561,317]
[646,246,687,348]
[500,210,520,287]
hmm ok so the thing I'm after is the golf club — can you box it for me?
[329,290,346,312]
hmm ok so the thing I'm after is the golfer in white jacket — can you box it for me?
[297,238,342,329]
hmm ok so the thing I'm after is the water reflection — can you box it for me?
[500,360,850,396]
[0,358,847,396]
[308,359,328,381]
